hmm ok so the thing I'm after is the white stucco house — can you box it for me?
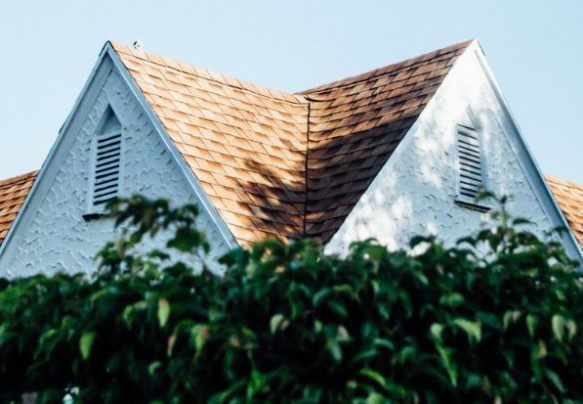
[0,39,581,276]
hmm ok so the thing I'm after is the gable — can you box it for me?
[0,171,37,245]
[0,51,233,276]
[112,40,471,245]
[300,41,472,241]
[324,41,582,263]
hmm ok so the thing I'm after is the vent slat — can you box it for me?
[459,157,482,171]
[459,152,481,165]
[97,133,121,144]
[95,157,120,169]
[94,183,118,193]
[92,128,121,206]
[95,162,119,174]
[96,143,121,156]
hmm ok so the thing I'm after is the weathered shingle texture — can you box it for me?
[113,40,471,244]
[0,171,38,245]
[546,175,583,248]
[113,44,309,244]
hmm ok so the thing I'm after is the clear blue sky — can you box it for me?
[1,0,581,182]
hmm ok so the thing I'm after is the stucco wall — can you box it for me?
[0,57,229,277]
[326,47,557,256]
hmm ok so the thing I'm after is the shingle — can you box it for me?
[0,171,38,246]
[114,46,309,245]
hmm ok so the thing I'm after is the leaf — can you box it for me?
[503,310,522,330]
[546,370,565,393]
[167,334,177,357]
[440,293,464,307]
[191,325,210,352]
[436,345,457,387]
[430,323,444,341]
[79,332,96,360]
[453,318,481,343]
[359,368,387,389]
[158,298,170,328]
[566,319,577,340]
[148,361,162,376]
[551,314,565,341]
[328,301,348,318]
[526,315,538,338]
[327,341,342,363]
[337,325,350,342]
[312,288,331,306]
[270,314,284,335]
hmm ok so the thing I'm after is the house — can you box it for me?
[0,40,581,276]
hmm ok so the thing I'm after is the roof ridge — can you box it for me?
[0,170,39,189]
[111,42,307,105]
[298,39,475,96]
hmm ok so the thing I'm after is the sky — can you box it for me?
[0,0,582,183]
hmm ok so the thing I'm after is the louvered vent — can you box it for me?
[456,125,485,203]
[92,130,122,206]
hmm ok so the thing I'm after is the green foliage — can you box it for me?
[0,194,581,402]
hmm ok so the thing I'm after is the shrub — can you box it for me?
[0,195,581,402]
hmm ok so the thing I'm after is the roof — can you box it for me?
[546,175,583,248]
[112,39,472,244]
[0,171,38,245]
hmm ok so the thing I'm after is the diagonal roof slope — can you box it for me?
[0,171,38,245]
[546,175,583,248]
[112,40,472,245]
[299,40,472,241]
[113,43,309,245]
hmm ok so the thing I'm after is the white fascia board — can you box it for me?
[466,42,583,263]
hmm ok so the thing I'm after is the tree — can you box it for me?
[0,195,581,402]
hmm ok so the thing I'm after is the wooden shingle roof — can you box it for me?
[1,42,581,251]
[112,40,471,244]
[0,171,38,245]
[546,175,583,248]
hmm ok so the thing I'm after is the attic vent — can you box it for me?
[89,107,123,212]
[455,124,488,209]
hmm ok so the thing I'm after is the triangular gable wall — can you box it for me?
[326,41,583,263]
[0,44,236,276]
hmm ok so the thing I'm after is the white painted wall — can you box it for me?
[326,44,580,260]
[0,56,229,277]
